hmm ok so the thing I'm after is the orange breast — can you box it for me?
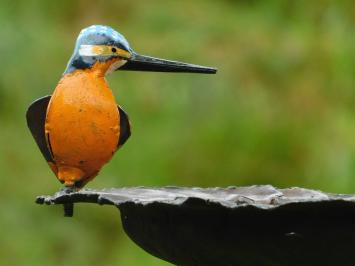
[45,66,120,187]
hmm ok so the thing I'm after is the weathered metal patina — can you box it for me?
[37,185,355,266]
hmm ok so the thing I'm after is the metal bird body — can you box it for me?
[45,63,122,188]
[27,25,216,191]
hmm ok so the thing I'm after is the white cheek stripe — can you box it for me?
[78,45,99,56]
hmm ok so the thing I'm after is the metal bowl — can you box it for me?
[37,186,355,266]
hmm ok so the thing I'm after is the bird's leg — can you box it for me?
[58,186,76,217]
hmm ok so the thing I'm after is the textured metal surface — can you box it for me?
[37,186,355,266]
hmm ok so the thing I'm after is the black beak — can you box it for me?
[118,52,217,74]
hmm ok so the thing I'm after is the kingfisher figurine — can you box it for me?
[27,25,216,214]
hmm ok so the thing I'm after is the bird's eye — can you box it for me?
[111,47,117,53]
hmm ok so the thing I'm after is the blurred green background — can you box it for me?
[0,0,354,265]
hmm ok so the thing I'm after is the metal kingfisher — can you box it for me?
[27,25,216,197]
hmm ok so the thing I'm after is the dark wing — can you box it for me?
[26,96,54,162]
[117,105,131,148]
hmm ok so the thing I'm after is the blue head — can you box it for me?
[65,25,217,75]
[65,25,132,74]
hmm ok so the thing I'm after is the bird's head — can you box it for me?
[65,25,216,76]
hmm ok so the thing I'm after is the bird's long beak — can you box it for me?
[118,52,217,74]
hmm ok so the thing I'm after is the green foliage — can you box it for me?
[0,0,354,265]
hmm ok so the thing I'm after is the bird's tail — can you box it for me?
[57,166,85,187]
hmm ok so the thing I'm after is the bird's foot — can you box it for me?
[59,186,76,194]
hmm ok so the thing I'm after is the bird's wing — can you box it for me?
[27,98,131,158]
[26,95,54,163]
[117,105,131,148]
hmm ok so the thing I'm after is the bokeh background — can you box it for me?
[0,0,354,265]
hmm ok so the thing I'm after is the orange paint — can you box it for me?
[45,59,122,187]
